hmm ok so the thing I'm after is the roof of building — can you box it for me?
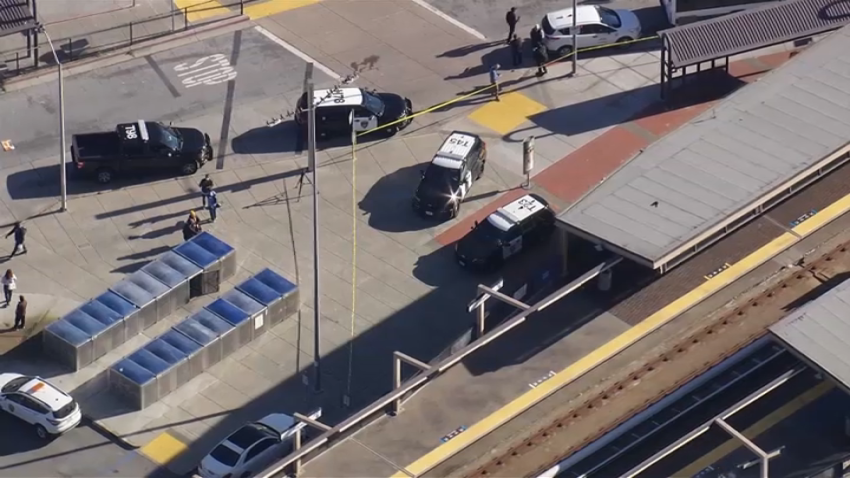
[557,25,850,269]
[771,278,850,392]
[662,0,850,68]
[0,0,35,37]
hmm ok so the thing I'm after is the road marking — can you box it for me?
[390,186,850,477]
[172,0,229,23]
[407,0,487,41]
[676,381,835,476]
[253,26,341,81]
[243,0,321,19]
[174,53,238,88]
[468,92,547,135]
[139,431,188,465]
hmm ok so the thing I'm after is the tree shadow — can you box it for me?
[358,163,434,233]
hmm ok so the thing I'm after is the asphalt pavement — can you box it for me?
[0,415,175,478]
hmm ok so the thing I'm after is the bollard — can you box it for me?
[170,5,175,31]
[15,52,19,72]
[129,22,133,45]
[184,7,188,30]
[67,38,72,62]
[240,0,244,15]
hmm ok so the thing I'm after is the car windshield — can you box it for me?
[362,91,386,117]
[596,7,622,28]
[228,423,277,450]
[469,218,507,245]
[422,164,460,189]
[2,376,32,393]
[148,122,182,151]
[210,444,241,467]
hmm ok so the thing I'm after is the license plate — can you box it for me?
[425,211,433,216]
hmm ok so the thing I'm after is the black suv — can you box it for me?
[71,121,212,184]
[456,194,556,271]
[413,132,486,219]
[295,87,412,139]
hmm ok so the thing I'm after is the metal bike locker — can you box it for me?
[124,348,173,406]
[206,292,266,349]
[237,268,299,327]
[42,319,93,371]
[158,251,203,299]
[109,357,158,410]
[158,328,205,380]
[142,337,191,397]
[76,298,128,360]
[110,272,168,335]
[94,290,139,344]
[140,259,193,315]
[173,232,236,296]
[173,308,238,368]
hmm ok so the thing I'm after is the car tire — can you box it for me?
[96,168,113,184]
[181,162,199,175]
[35,425,49,440]
[615,37,634,49]
[556,45,573,58]
[386,124,400,136]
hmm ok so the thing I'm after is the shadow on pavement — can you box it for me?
[231,121,303,155]
[438,41,503,59]
[358,164,435,233]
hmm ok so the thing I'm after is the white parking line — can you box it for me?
[253,26,341,81]
[407,0,488,41]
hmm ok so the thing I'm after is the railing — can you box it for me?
[0,0,253,80]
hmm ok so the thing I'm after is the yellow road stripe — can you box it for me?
[172,0,230,23]
[243,0,321,19]
[139,431,188,465]
[390,192,850,476]
[675,381,834,476]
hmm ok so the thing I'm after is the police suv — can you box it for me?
[455,194,556,270]
[412,131,487,219]
[295,87,413,138]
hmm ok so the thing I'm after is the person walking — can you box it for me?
[199,174,214,207]
[534,44,550,76]
[489,64,502,101]
[5,222,26,256]
[2,269,16,307]
[505,7,519,44]
[206,190,220,223]
[14,295,26,330]
[509,34,523,67]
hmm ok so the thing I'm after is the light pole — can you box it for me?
[305,63,322,393]
[39,25,67,212]
[571,0,578,75]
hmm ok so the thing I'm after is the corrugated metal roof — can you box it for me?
[557,25,850,269]
[662,0,850,68]
[0,0,35,37]
[771,278,850,390]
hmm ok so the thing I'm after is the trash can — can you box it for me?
[159,329,205,380]
[173,308,238,368]
[174,232,236,296]
[43,319,93,371]
[206,291,266,349]
[237,268,299,327]
[109,357,158,410]
[110,272,167,334]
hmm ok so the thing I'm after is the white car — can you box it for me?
[0,373,82,439]
[541,5,642,57]
[198,410,320,478]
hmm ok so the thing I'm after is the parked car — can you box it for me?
[541,5,642,57]
[295,87,412,138]
[197,410,320,478]
[455,194,556,271]
[412,131,486,219]
[71,120,213,184]
[0,373,82,439]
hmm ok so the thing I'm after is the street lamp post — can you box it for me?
[571,0,578,75]
[39,26,67,212]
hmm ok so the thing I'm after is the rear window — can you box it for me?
[542,15,555,35]
[53,401,76,419]
[210,444,241,467]
[597,7,622,28]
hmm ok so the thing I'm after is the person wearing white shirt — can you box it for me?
[2,269,17,307]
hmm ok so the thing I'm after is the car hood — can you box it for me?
[174,127,208,154]
[377,93,409,119]
[415,183,453,208]
[456,235,497,261]
[615,9,641,34]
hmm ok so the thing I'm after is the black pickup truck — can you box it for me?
[71,121,213,184]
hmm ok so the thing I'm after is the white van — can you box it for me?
[541,5,642,57]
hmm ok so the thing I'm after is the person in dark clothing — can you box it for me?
[14,295,26,330]
[183,211,202,240]
[509,34,523,67]
[199,174,214,207]
[530,24,544,48]
[207,190,220,223]
[5,222,26,256]
[534,45,549,75]
[506,7,519,44]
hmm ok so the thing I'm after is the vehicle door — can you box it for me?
[238,438,278,477]
[581,23,616,47]
[501,226,523,260]
[316,106,345,136]
[121,140,152,172]
[352,106,378,133]
[4,394,47,425]
[457,159,473,201]
[147,142,178,169]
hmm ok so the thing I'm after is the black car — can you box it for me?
[71,121,212,184]
[456,194,556,271]
[413,131,486,219]
[295,87,412,139]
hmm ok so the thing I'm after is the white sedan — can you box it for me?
[0,373,82,439]
[198,410,320,478]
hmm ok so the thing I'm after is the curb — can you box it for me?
[83,414,138,450]
[2,14,251,93]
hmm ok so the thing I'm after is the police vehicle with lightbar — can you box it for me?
[455,194,556,270]
[295,87,413,139]
[413,131,487,219]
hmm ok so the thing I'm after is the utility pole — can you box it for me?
[39,25,67,212]
[571,0,578,75]
[305,63,322,393]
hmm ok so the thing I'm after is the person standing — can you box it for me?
[506,7,519,44]
[199,174,214,207]
[534,44,550,76]
[14,295,26,330]
[5,222,26,256]
[206,190,220,223]
[489,64,502,101]
[2,269,16,307]
[530,24,545,48]
[183,211,202,241]
[509,34,523,67]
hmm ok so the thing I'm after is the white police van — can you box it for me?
[295,87,413,138]
[412,131,487,219]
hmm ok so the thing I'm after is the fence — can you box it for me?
[0,0,251,80]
